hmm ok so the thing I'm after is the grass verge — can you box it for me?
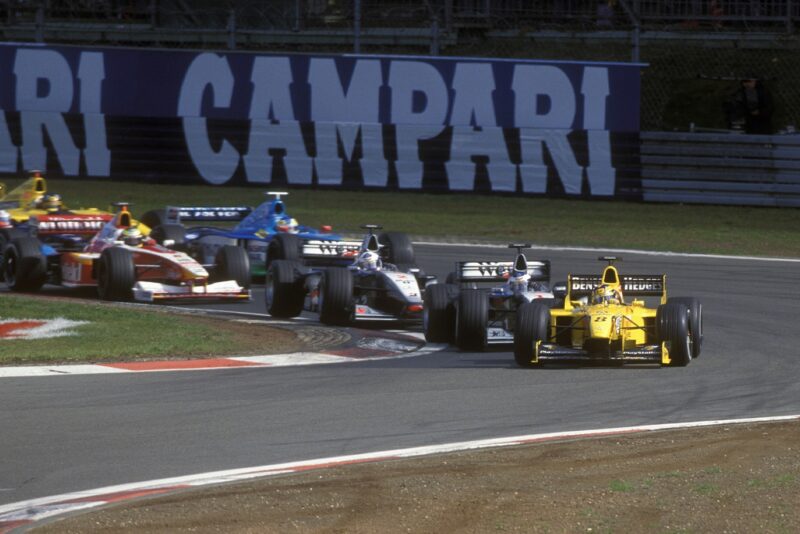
[4,178,799,258]
[0,294,302,365]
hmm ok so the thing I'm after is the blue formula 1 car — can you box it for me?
[140,192,341,280]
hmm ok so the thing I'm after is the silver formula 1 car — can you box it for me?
[424,244,555,350]
[265,225,434,325]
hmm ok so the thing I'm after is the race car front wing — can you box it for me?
[532,342,671,365]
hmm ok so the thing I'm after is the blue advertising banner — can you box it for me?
[0,43,644,197]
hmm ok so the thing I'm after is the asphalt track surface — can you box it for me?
[1,244,799,507]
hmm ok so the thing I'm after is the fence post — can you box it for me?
[35,5,44,43]
[227,9,236,50]
[354,0,361,53]
[618,0,641,62]
[430,14,439,55]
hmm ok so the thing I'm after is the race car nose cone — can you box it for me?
[588,315,614,339]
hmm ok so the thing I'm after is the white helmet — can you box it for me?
[508,269,530,293]
[121,227,144,247]
[358,250,381,271]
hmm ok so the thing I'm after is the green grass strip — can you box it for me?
[0,294,298,365]
[9,178,798,258]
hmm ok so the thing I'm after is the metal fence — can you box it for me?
[2,1,800,130]
[641,131,800,206]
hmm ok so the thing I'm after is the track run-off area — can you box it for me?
[1,243,799,526]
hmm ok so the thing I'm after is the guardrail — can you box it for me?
[640,131,800,206]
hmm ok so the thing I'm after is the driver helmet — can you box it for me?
[507,269,531,293]
[0,210,11,229]
[276,217,299,234]
[39,194,63,212]
[357,250,381,271]
[592,284,619,305]
[121,227,144,247]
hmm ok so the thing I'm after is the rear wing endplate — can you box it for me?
[165,206,253,223]
[568,274,666,298]
[456,260,550,284]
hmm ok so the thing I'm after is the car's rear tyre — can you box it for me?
[149,224,186,247]
[0,228,28,253]
[266,260,304,318]
[140,209,167,231]
[514,302,550,367]
[423,284,455,343]
[214,245,250,289]
[2,237,46,291]
[267,234,301,267]
[379,232,415,266]
[455,289,487,351]
[97,247,135,301]
[657,302,692,367]
[669,297,703,359]
[319,267,353,325]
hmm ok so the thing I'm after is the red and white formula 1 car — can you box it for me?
[2,204,251,302]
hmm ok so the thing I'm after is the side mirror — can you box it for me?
[163,239,175,247]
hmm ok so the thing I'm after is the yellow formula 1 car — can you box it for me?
[0,171,152,250]
[513,257,702,367]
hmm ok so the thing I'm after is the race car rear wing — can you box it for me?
[455,260,551,284]
[301,239,362,264]
[164,206,253,223]
[567,274,667,299]
[29,214,113,236]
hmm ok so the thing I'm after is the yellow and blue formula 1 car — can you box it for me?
[0,171,151,252]
[513,257,702,367]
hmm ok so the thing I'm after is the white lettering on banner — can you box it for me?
[518,129,615,196]
[309,59,387,186]
[0,114,17,172]
[450,63,498,126]
[389,61,449,126]
[586,130,615,195]
[12,49,109,177]
[395,124,442,189]
[244,58,313,184]
[309,58,381,122]
[581,67,610,130]
[244,120,313,184]
[78,52,110,176]
[249,57,295,121]
[446,126,515,191]
[512,65,577,129]
[179,53,240,185]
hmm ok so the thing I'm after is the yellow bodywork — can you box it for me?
[0,173,151,233]
[540,264,671,364]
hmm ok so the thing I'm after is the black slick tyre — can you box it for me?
[266,260,304,318]
[149,224,186,247]
[319,267,353,325]
[669,297,703,358]
[455,289,487,351]
[213,245,250,288]
[97,247,135,301]
[267,234,301,268]
[378,232,415,265]
[2,237,46,291]
[657,302,692,367]
[423,283,455,343]
[514,302,550,367]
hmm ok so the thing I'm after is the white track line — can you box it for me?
[414,240,800,263]
[1,414,797,531]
